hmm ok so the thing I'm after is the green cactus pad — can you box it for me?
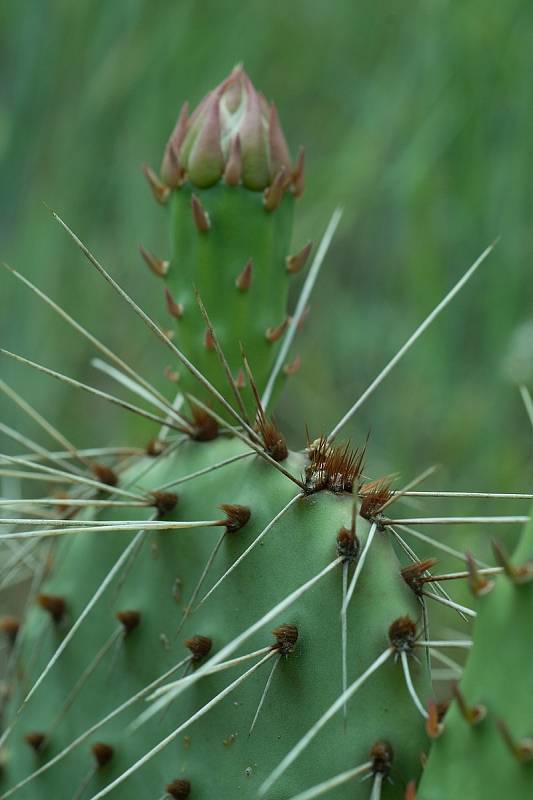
[418,509,533,800]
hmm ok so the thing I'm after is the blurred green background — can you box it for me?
[1,0,532,524]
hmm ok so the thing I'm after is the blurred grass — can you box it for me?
[1,0,532,543]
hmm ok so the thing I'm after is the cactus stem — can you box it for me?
[190,193,210,232]
[453,685,486,726]
[194,292,251,427]
[51,210,257,434]
[262,208,343,410]
[139,244,169,277]
[286,241,313,274]
[291,147,305,197]
[328,240,498,441]
[496,719,533,764]
[400,651,429,719]
[248,653,281,737]
[235,257,254,291]
[142,163,170,203]
[94,651,278,799]
[260,647,392,796]
[196,492,302,610]
[285,760,372,800]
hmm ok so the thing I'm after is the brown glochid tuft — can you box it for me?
[220,503,251,533]
[146,437,167,457]
[305,435,366,494]
[36,594,67,625]
[91,742,114,768]
[0,616,20,645]
[189,402,219,442]
[369,739,394,776]
[272,623,299,655]
[166,779,191,799]
[359,477,394,522]
[116,610,141,636]
[401,559,438,595]
[336,526,359,562]
[24,732,46,753]
[185,635,213,663]
[257,416,288,462]
[388,616,417,653]
[92,463,119,487]
[152,490,179,517]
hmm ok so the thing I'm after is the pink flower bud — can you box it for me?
[166,66,293,191]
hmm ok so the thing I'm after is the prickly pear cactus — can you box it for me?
[417,510,533,800]
[0,66,529,800]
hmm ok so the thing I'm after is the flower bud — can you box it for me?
[163,66,292,191]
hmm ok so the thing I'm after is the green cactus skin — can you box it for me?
[165,184,294,415]
[417,510,533,800]
[0,437,432,799]
[2,67,520,800]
